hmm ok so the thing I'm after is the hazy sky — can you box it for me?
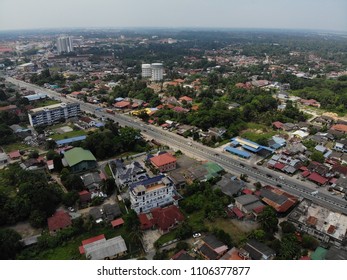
[1,0,346,32]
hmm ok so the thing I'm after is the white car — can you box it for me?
[193,233,201,238]
[68,207,75,212]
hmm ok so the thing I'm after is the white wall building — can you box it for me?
[129,175,176,214]
[57,36,74,54]
[151,63,164,81]
[28,103,80,127]
[141,64,152,78]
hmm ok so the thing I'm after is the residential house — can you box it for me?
[171,250,194,260]
[234,195,265,217]
[102,203,121,221]
[259,186,297,214]
[80,172,102,191]
[241,240,276,260]
[89,208,103,222]
[198,235,228,260]
[300,99,320,107]
[80,235,127,260]
[0,152,8,166]
[114,101,131,110]
[138,205,184,234]
[213,174,244,197]
[331,124,347,134]
[150,152,177,173]
[47,211,72,234]
[62,147,97,173]
[111,160,148,189]
[111,218,124,228]
[178,96,193,104]
[129,175,177,214]
[334,139,347,153]
[79,190,92,206]
[272,121,284,130]
[208,127,227,138]
[8,150,21,160]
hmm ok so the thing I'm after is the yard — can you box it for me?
[50,130,86,140]
[33,99,60,108]
[240,122,277,144]
[2,142,30,153]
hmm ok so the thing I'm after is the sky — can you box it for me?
[0,0,346,32]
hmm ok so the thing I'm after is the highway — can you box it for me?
[6,76,347,214]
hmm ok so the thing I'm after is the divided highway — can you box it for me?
[6,77,347,214]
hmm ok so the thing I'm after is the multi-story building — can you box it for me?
[151,63,164,81]
[150,152,177,173]
[141,64,152,78]
[129,175,177,213]
[141,63,164,81]
[28,103,80,127]
[57,36,74,54]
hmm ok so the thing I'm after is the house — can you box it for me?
[178,96,193,104]
[331,124,347,134]
[272,121,284,130]
[300,99,320,107]
[79,190,92,205]
[292,130,309,139]
[63,147,97,173]
[81,235,127,260]
[282,123,297,131]
[114,100,131,109]
[80,172,102,191]
[138,205,184,233]
[47,211,72,234]
[259,186,297,213]
[334,139,347,153]
[129,175,176,214]
[8,150,21,160]
[89,208,103,222]
[171,250,194,260]
[268,136,286,150]
[168,170,186,189]
[208,127,227,138]
[198,234,228,260]
[102,203,121,221]
[213,174,244,197]
[241,240,276,260]
[234,195,264,216]
[111,218,124,228]
[150,152,177,173]
[111,160,148,189]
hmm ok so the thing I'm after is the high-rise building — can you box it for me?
[28,103,80,127]
[151,63,164,81]
[141,63,164,81]
[56,36,74,54]
[141,64,152,78]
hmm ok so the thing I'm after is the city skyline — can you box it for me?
[1,0,347,32]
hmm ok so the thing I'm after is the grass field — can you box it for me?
[2,142,30,153]
[50,130,86,140]
[156,229,178,246]
[239,122,277,143]
[34,99,60,108]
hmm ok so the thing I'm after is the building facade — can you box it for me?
[141,64,152,78]
[57,36,74,54]
[28,103,80,127]
[129,175,176,213]
[141,63,164,81]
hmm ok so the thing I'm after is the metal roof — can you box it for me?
[56,135,86,145]
[63,147,96,167]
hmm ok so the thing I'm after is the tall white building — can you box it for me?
[141,63,164,81]
[151,63,164,81]
[56,36,74,54]
[141,64,152,78]
[28,103,80,127]
[129,175,177,214]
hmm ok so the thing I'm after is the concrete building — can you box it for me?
[141,64,152,78]
[57,36,74,54]
[151,63,164,81]
[28,103,80,127]
[288,199,347,246]
[150,153,177,173]
[129,175,177,214]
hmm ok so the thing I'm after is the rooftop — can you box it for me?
[150,153,176,167]
[63,147,96,167]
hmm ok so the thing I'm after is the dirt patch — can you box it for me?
[142,229,161,252]
[8,221,41,238]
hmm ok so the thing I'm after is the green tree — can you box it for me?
[311,151,325,163]
[280,221,296,234]
[258,206,278,234]
[62,191,79,207]
[0,229,22,259]
[302,234,319,250]
[175,222,193,240]
[101,178,117,196]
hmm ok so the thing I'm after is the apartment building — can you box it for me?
[129,175,176,213]
[28,102,80,127]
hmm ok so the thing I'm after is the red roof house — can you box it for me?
[8,150,21,160]
[79,190,92,204]
[47,211,72,233]
[114,101,131,109]
[150,152,177,172]
[308,172,328,185]
[151,205,185,234]
[331,124,347,134]
[111,218,124,228]
[272,121,284,130]
[138,213,154,230]
[179,96,193,104]
[79,234,106,254]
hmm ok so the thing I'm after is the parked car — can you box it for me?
[193,233,201,238]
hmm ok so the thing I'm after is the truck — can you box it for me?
[106,109,115,114]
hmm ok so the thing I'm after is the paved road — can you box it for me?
[6,77,347,214]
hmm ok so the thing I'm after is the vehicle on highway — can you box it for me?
[240,163,245,167]
[276,184,282,188]
[311,190,318,195]
[187,142,192,146]
[252,166,258,170]
[279,176,284,180]
[266,174,272,178]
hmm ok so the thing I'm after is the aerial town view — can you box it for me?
[1,0,347,263]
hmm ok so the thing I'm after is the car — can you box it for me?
[240,163,245,167]
[266,174,273,178]
[279,176,284,180]
[68,207,75,212]
[193,233,201,238]
[252,166,258,170]
[276,184,282,188]
[214,153,219,156]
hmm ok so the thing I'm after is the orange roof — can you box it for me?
[179,96,193,102]
[150,153,176,167]
[111,218,124,228]
[114,101,131,108]
[331,124,347,133]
